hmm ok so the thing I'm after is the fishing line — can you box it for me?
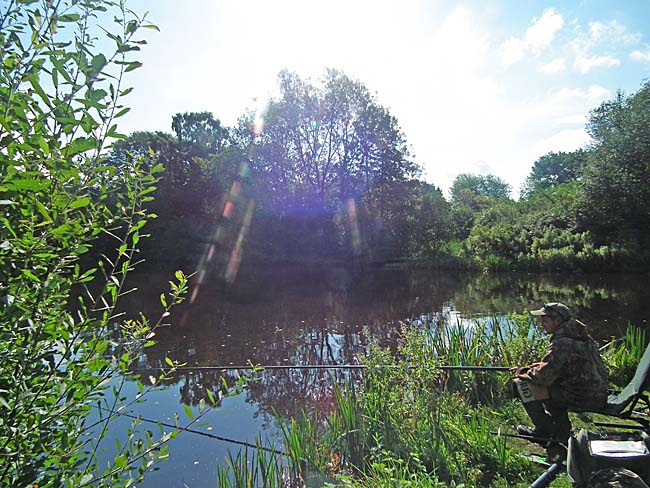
[98,406,288,455]
[129,364,512,373]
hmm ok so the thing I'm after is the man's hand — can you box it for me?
[509,362,543,377]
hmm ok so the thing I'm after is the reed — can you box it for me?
[214,317,643,487]
[603,325,647,387]
[214,435,286,488]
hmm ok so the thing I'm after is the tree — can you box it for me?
[448,173,511,240]
[107,114,246,268]
[0,3,202,486]
[249,69,419,213]
[450,173,511,208]
[171,111,230,153]
[240,69,420,261]
[359,181,450,259]
[522,150,588,196]
[579,82,650,248]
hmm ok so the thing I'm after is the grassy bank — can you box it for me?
[216,316,645,487]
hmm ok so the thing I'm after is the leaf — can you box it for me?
[183,404,194,421]
[160,293,167,307]
[90,54,107,75]
[35,199,52,222]
[9,179,51,191]
[58,13,81,22]
[88,88,108,102]
[22,269,40,282]
[124,61,143,72]
[66,137,95,157]
[126,20,138,35]
[69,196,91,209]
[165,357,174,368]
[79,473,93,484]
[114,107,131,118]
[114,454,127,469]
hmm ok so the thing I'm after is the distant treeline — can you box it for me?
[107,70,650,275]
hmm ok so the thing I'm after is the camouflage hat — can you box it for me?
[530,302,571,321]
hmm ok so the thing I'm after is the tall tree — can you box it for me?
[450,173,511,209]
[579,83,650,246]
[171,111,230,153]
[249,69,419,213]
[522,150,588,195]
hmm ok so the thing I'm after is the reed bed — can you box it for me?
[215,316,647,487]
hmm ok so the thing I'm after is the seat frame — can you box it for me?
[573,342,650,429]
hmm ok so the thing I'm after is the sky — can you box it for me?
[122,0,650,197]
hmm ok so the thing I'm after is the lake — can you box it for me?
[106,266,649,487]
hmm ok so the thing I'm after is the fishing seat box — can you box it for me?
[567,429,650,486]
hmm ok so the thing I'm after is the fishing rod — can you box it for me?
[130,364,512,373]
[99,407,288,455]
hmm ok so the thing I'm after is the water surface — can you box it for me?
[110,267,649,486]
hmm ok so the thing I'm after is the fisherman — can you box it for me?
[512,302,609,452]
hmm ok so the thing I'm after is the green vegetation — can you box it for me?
[0,2,222,486]
[216,320,647,487]
[108,72,650,274]
[2,0,647,485]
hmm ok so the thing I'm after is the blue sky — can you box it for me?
[122,0,650,196]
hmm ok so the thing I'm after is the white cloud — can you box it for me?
[587,20,642,47]
[556,114,587,125]
[552,85,610,102]
[574,55,620,74]
[569,20,641,74]
[499,37,526,65]
[499,8,564,66]
[525,9,565,54]
[530,129,591,158]
[539,58,566,74]
[630,49,650,62]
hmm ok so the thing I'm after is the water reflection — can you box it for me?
[109,267,650,486]
[119,267,649,417]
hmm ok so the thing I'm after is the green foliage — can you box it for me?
[579,83,650,251]
[522,150,587,196]
[602,326,647,387]
[217,319,643,487]
[358,180,450,260]
[0,2,201,486]
[241,68,421,262]
[106,124,244,268]
[450,173,511,209]
[171,111,229,152]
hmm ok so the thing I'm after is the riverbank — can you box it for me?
[215,317,646,487]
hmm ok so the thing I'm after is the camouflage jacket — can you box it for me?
[521,318,609,408]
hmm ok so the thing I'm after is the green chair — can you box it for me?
[585,342,650,427]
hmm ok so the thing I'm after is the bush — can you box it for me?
[0,3,197,486]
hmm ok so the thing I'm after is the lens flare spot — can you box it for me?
[230,181,241,198]
[224,200,255,284]
[190,285,200,304]
[346,198,362,255]
[253,111,264,136]
[223,200,234,218]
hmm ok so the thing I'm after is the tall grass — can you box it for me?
[602,325,647,387]
[215,317,645,487]
[214,436,286,488]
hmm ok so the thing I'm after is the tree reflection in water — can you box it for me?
[119,266,650,421]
